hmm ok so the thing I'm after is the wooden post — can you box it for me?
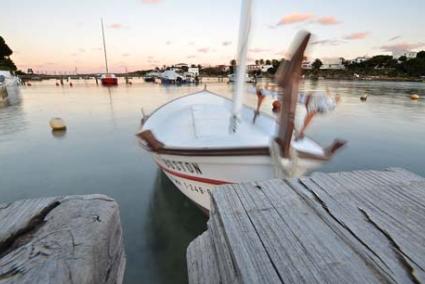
[274,32,310,158]
[0,194,126,283]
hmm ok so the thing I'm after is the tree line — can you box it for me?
[0,36,17,71]
[309,52,425,78]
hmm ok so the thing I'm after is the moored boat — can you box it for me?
[137,0,345,212]
[0,70,21,106]
[160,70,185,84]
[101,73,118,86]
[228,73,253,83]
[100,18,118,86]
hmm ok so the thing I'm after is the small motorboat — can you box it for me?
[228,73,253,83]
[160,70,186,84]
[143,72,157,82]
[101,73,118,86]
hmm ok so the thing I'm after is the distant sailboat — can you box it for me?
[137,0,345,212]
[100,18,118,86]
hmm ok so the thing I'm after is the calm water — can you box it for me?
[1,78,424,283]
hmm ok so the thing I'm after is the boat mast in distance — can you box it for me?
[274,31,311,158]
[230,0,252,133]
[101,18,109,74]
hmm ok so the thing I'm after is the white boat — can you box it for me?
[228,73,253,83]
[137,0,345,212]
[0,70,21,106]
[160,70,186,84]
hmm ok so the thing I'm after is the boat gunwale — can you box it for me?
[137,130,336,160]
[138,88,343,160]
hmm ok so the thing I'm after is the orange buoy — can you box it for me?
[272,100,281,113]
[410,94,420,100]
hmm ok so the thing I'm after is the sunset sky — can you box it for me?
[2,0,425,73]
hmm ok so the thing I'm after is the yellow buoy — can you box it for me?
[49,117,66,131]
[410,94,420,100]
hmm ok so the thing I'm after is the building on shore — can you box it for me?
[392,51,417,59]
[247,64,273,73]
[301,60,312,70]
[320,58,345,70]
[352,56,369,64]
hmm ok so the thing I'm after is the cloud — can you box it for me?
[122,53,130,57]
[277,12,314,25]
[380,42,425,53]
[222,41,232,46]
[197,47,209,53]
[108,23,125,29]
[344,32,369,40]
[188,41,195,46]
[92,47,102,51]
[78,48,86,53]
[187,55,196,59]
[249,48,270,53]
[316,16,340,25]
[388,35,401,41]
[165,41,172,45]
[311,39,343,46]
[142,0,160,3]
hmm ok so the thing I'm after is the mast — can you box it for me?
[230,0,252,133]
[101,18,109,74]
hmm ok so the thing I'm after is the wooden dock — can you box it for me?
[0,194,125,284]
[187,168,425,283]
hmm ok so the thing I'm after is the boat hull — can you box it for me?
[152,152,323,211]
[101,77,118,86]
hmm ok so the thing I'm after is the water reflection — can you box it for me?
[51,129,67,139]
[0,79,424,283]
[0,104,27,139]
[144,172,207,284]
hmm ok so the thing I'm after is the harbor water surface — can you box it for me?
[1,79,424,283]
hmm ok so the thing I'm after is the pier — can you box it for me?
[187,168,425,283]
[0,194,125,283]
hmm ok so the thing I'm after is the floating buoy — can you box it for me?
[70,82,73,87]
[27,82,32,86]
[410,94,420,100]
[49,117,67,131]
[272,100,281,113]
[360,94,368,101]
[56,82,60,86]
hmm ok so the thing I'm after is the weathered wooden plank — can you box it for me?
[212,186,282,284]
[187,232,221,284]
[300,175,412,283]
[0,194,126,284]
[307,171,425,283]
[207,212,239,284]
[187,168,425,284]
[261,178,389,283]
